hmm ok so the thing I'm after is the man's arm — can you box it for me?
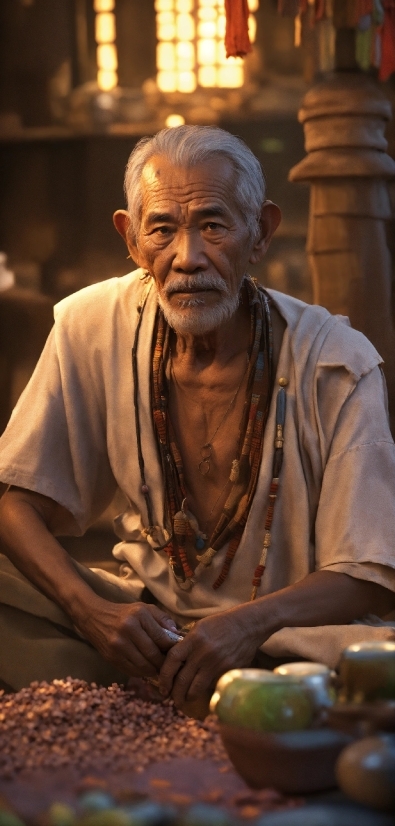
[0,487,177,677]
[159,570,395,706]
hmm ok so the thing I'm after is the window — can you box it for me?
[94,0,118,91]
[156,0,258,93]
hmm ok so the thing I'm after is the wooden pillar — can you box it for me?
[289,72,395,434]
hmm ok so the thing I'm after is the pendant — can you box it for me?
[178,577,194,591]
[195,535,206,551]
[199,443,212,476]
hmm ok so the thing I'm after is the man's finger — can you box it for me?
[108,627,163,676]
[167,656,209,708]
[146,604,178,629]
[158,638,191,695]
[138,609,182,657]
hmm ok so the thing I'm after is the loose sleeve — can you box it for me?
[0,325,118,534]
[315,365,395,593]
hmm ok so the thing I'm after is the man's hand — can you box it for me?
[158,605,264,707]
[158,567,395,709]
[76,601,179,679]
[0,488,180,680]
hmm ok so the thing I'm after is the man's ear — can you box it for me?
[249,201,282,265]
[113,209,142,266]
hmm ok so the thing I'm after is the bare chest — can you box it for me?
[168,368,247,537]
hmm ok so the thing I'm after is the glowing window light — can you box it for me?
[177,40,195,60]
[176,47,195,70]
[198,38,216,64]
[95,12,116,43]
[156,0,259,93]
[94,2,118,92]
[157,42,176,70]
[198,20,216,37]
[177,13,195,39]
[157,11,176,39]
[217,40,228,64]
[97,69,118,90]
[177,71,197,92]
[198,65,217,86]
[93,0,115,13]
[178,57,195,70]
[248,15,257,43]
[157,23,177,40]
[157,70,177,92]
[217,13,225,37]
[176,0,193,10]
[157,11,175,27]
[97,43,118,71]
[93,0,114,10]
[198,7,216,20]
[155,0,173,9]
[165,113,186,127]
[218,64,243,87]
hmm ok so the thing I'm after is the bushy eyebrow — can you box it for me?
[145,212,173,225]
[145,205,229,226]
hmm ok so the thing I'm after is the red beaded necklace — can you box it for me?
[151,276,276,593]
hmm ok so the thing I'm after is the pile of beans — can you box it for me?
[0,678,227,779]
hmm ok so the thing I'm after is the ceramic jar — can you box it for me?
[274,661,336,712]
[336,732,395,811]
[210,668,314,732]
[338,641,395,703]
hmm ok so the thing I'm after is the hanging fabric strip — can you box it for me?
[224,0,252,57]
[379,0,395,79]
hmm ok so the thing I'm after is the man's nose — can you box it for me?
[173,229,207,273]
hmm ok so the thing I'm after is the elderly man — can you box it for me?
[0,125,394,704]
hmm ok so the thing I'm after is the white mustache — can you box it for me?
[163,273,229,298]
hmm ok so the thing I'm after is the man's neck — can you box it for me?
[170,300,251,371]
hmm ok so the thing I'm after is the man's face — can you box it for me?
[133,155,259,334]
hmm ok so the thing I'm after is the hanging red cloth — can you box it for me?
[225,0,252,58]
[379,1,395,80]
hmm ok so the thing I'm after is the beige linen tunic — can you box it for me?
[0,270,394,666]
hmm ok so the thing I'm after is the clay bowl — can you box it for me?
[328,700,395,738]
[219,722,352,794]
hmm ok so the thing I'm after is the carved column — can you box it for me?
[289,72,395,433]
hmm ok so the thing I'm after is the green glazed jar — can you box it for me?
[210,668,314,733]
[338,641,395,703]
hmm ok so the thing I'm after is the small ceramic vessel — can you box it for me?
[274,661,336,712]
[338,641,395,703]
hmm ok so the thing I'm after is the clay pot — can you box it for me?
[219,723,351,794]
[210,669,314,733]
[338,641,395,704]
[336,733,395,811]
[274,661,336,712]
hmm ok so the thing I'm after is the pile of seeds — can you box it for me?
[0,678,227,779]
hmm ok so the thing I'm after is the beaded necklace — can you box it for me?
[151,276,275,592]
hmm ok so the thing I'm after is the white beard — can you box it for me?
[156,274,241,335]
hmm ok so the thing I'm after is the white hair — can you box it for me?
[124,125,266,243]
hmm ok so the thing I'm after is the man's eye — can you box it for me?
[154,226,172,236]
[204,222,224,231]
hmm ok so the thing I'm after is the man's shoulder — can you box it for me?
[54,268,150,323]
[266,287,333,332]
[266,288,382,380]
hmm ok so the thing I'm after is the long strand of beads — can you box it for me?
[173,508,195,582]
[250,378,287,601]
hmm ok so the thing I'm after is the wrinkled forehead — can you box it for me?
[139,153,239,217]
[141,153,236,194]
